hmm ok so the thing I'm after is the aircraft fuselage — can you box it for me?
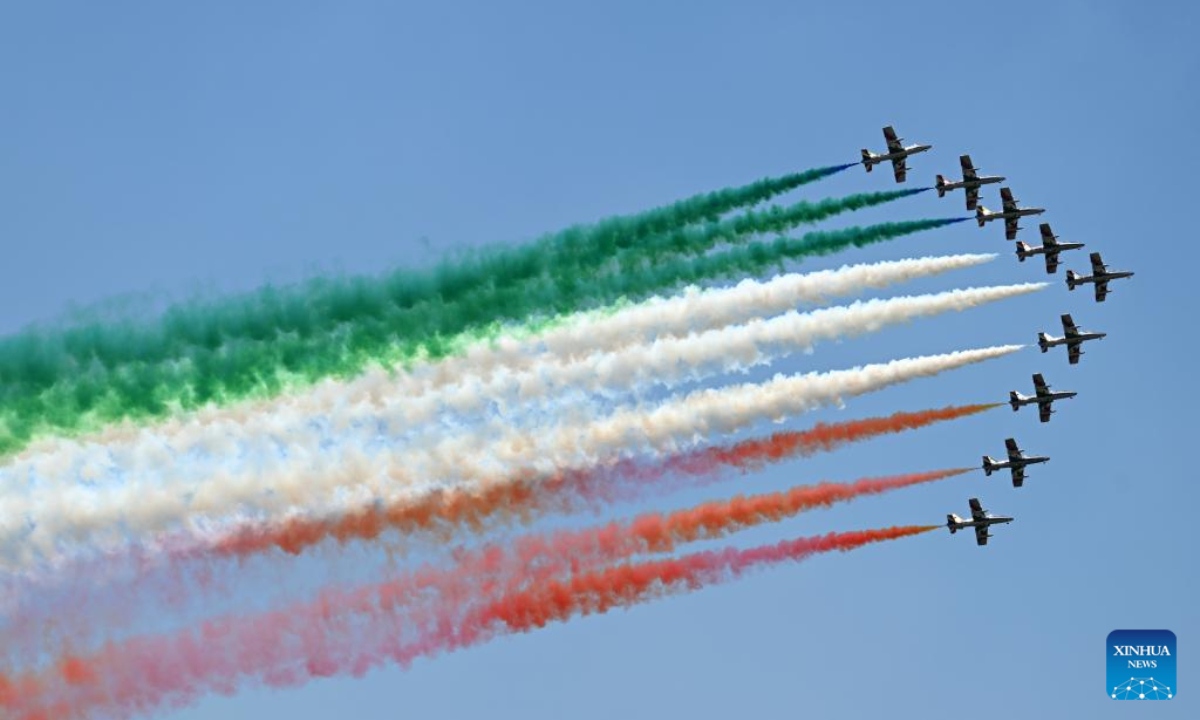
[941,174,1005,191]
[985,207,1045,222]
[1073,271,1135,285]
[1020,241,1085,257]
[864,144,931,165]
[1040,331,1107,348]
[947,515,1014,532]
[1010,391,1077,409]
[985,455,1049,472]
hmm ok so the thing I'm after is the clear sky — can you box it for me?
[1,1,1196,717]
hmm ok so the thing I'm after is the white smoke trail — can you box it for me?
[5,255,998,494]
[3,278,1034,509]
[0,344,1022,569]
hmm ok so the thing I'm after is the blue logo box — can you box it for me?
[1107,629,1176,700]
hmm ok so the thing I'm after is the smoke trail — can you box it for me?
[0,207,946,458]
[467,525,938,636]
[215,403,998,556]
[6,278,1033,511]
[0,404,994,667]
[3,525,932,719]
[9,253,996,486]
[0,344,1018,567]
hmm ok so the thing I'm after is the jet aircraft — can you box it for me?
[1009,373,1077,422]
[982,438,1049,488]
[861,125,931,183]
[935,154,1004,210]
[976,187,1045,240]
[1016,223,1084,274]
[1038,314,1106,365]
[1066,252,1134,302]
[947,498,1014,546]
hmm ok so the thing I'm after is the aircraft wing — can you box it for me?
[1000,187,1017,212]
[965,185,979,211]
[1005,216,1020,240]
[1090,252,1108,275]
[1061,314,1079,337]
[1038,400,1053,423]
[1011,465,1026,488]
[891,156,907,183]
[969,497,986,521]
[1005,438,1021,461]
[1045,252,1060,274]
[1095,280,1109,302]
[975,525,989,546]
[1033,373,1049,395]
[883,126,903,153]
[1068,341,1083,364]
[960,155,978,181]
[1040,224,1057,246]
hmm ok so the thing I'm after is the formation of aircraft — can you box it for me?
[976,188,1046,240]
[1038,314,1106,364]
[935,155,1004,210]
[982,438,1049,488]
[861,126,932,183]
[1016,223,1084,274]
[1010,373,1077,422]
[1067,252,1135,302]
[857,126,1134,549]
[946,498,1014,546]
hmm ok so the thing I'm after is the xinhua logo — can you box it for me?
[1107,629,1176,700]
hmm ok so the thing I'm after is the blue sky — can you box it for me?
[1,1,1196,717]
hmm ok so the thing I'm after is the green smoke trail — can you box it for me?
[0,165,854,388]
[0,184,917,448]
[0,216,962,455]
[0,187,922,421]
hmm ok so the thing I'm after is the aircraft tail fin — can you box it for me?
[861,149,873,169]
[1016,241,1031,261]
[947,514,961,532]
[935,174,946,197]
[1009,391,1021,412]
[1066,270,1079,290]
[982,457,995,476]
[975,206,987,227]
[1037,333,1050,353]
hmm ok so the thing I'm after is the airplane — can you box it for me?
[1067,252,1135,302]
[947,498,1014,546]
[861,125,932,183]
[1010,373,1077,422]
[982,438,1049,488]
[976,187,1045,240]
[935,154,1005,210]
[1016,223,1084,274]
[1038,313,1106,365]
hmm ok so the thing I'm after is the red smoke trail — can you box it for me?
[1,405,991,672]
[6,525,934,720]
[214,404,996,558]
[468,525,939,637]
[0,402,989,667]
